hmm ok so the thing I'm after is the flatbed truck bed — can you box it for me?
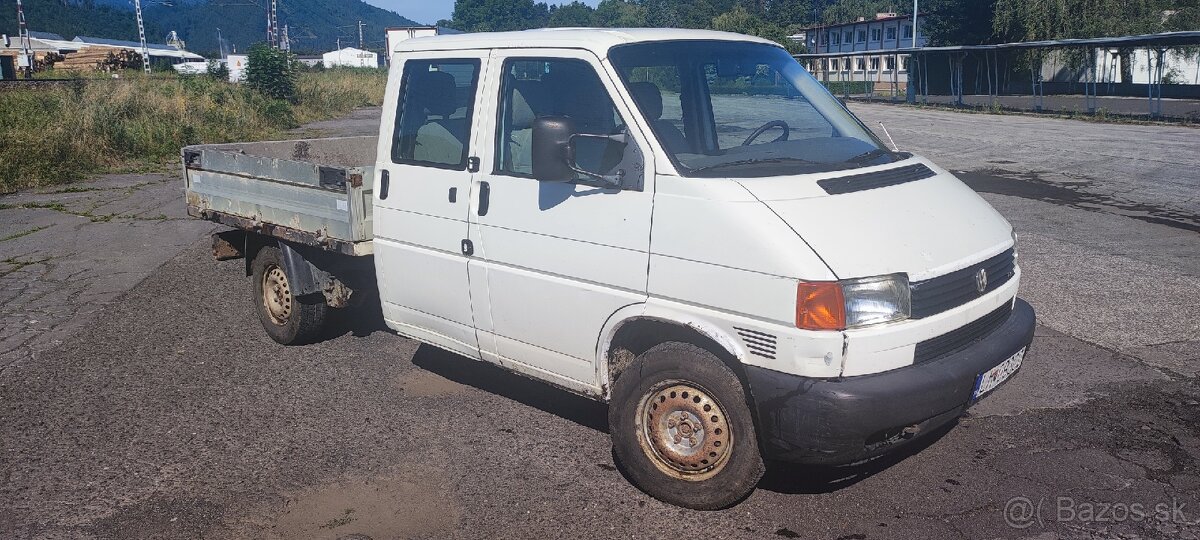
[182,136,376,256]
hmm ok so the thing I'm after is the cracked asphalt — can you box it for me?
[1,105,1198,539]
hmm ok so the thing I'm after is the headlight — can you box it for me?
[796,274,910,330]
[1011,228,1019,259]
[841,273,910,328]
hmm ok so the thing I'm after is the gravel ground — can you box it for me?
[1,104,1198,539]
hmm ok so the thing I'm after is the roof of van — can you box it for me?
[391,28,779,55]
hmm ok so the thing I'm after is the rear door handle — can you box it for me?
[477,181,490,216]
[379,170,390,200]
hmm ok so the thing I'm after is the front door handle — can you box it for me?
[477,181,490,216]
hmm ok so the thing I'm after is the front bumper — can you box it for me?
[745,298,1036,465]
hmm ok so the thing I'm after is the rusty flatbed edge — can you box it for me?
[188,206,374,257]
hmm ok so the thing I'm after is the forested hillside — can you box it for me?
[0,0,161,42]
[2,0,419,56]
[145,0,421,55]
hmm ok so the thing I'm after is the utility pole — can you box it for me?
[134,0,151,74]
[358,20,365,50]
[911,0,919,49]
[15,0,34,79]
[266,0,279,48]
[281,24,289,51]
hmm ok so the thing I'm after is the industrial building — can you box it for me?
[322,47,379,68]
[0,31,202,77]
[797,12,929,87]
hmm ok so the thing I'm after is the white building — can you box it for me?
[227,54,248,82]
[322,47,378,68]
[799,13,929,87]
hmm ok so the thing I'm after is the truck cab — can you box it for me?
[185,28,1035,509]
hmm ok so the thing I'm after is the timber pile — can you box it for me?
[0,50,63,72]
[56,47,143,72]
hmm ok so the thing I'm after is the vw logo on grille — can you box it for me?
[975,268,988,293]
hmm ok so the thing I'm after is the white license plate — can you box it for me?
[972,347,1026,401]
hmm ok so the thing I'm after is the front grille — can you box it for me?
[910,248,1015,319]
[913,302,1013,364]
[817,163,936,195]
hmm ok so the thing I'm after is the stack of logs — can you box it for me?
[0,50,64,73]
[55,47,144,72]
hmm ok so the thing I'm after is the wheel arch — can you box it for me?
[597,305,750,401]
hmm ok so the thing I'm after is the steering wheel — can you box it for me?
[742,120,790,146]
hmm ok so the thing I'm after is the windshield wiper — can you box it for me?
[847,148,893,163]
[689,157,816,174]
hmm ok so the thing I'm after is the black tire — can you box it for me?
[609,342,765,509]
[251,245,328,345]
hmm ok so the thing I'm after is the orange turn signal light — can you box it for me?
[796,281,846,331]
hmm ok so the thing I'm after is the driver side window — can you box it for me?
[703,63,834,150]
[495,58,626,177]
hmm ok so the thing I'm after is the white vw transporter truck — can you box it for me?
[183,29,1035,509]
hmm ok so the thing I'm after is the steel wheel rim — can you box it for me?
[262,264,292,325]
[636,380,733,480]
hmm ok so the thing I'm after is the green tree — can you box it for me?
[921,0,998,45]
[245,44,296,101]
[764,0,815,27]
[712,5,804,52]
[992,0,1166,41]
[448,0,551,31]
[206,59,231,81]
[644,0,739,29]
[549,1,596,26]
[593,0,649,26]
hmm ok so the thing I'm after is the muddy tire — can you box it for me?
[609,342,765,510]
[251,246,328,345]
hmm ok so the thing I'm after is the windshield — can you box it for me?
[609,40,899,178]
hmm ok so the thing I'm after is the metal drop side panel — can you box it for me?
[182,136,377,255]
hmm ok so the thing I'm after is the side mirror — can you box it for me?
[532,116,631,187]
[531,116,576,183]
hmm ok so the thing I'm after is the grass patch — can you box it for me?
[0,226,49,242]
[0,68,387,193]
[0,255,52,277]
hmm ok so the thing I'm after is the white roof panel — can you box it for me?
[392,28,779,56]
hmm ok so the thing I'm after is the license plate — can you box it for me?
[972,347,1025,401]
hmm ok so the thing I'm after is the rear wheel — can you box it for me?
[609,342,764,509]
[251,246,328,345]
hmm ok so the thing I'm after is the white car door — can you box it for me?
[374,51,490,359]
[468,50,656,391]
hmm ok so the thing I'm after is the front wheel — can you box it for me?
[609,342,765,509]
[251,245,328,345]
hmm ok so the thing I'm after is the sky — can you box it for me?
[364,0,599,26]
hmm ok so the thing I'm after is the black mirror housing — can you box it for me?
[532,116,576,182]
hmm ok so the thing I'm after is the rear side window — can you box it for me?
[391,59,481,169]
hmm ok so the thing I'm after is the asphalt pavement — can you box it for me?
[1,105,1198,539]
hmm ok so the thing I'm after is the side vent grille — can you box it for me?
[734,327,777,360]
[817,163,936,195]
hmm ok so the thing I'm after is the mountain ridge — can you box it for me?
[5,0,421,56]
